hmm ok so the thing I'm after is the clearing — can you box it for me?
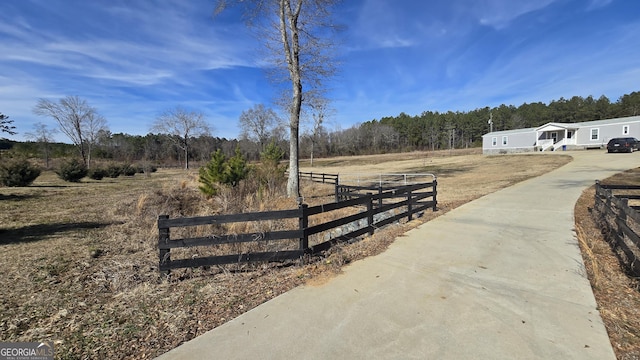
[3,149,634,358]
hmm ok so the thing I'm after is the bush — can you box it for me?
[105,164,122,178]
[56,158,88,182]
[121,164,137,176]
[136,164,158,174]
[88,168,108,180]
[198,148,249,197]
[199,150,227,197]
[255,141,287,191]
[225,147,250,187]
[0,158,41,187]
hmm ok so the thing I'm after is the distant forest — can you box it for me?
[2,91,640,167]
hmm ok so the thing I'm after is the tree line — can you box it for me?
[339,91,640,154]
[3,91,640,167]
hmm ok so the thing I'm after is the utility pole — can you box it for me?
[488,111,494,133]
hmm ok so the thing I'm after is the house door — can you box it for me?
[551,132,558,143]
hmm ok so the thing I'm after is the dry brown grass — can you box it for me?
[575,168,640,359]
[1,149,575,359]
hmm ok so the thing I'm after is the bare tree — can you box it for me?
[239,104,280,151]
[26,122,57,169]
[0,112,16,135]
[307,98,332,166]
[85,112,108,168]
[33,96,103,166]
[151,106,210,169]
[216,0,341,198]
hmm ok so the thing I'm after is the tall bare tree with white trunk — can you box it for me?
[216,0,341,198]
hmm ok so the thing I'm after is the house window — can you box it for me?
[623,125,630,135]
[591,128,599,141]
[492,137,497,146]
[502,136,508,146]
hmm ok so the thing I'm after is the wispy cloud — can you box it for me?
[586,0,614,11]
[1,0,639,141]
[472,0,559,29]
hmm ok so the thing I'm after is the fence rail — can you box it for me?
[298,171,339,185]
[337,173,436,187]
[593,181,640,276]
[158,181,437,273]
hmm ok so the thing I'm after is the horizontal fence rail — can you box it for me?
[158,180,437,273]
[593,180,640,276]
[298,171,339,185]
[338,173,436,186]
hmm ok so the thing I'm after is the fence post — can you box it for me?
[158,215,171,275]
[432,179,438,211]
[335,183,339,203]
[378,185,383,207]
[600,181,613,212]
[618,198,629,241]
[299,204,309,253]
[367,193,374,236]
[407,189,413,222]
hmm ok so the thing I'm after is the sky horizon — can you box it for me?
[1,0,639,143]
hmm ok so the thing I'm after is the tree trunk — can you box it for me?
[282,0,302,198]
[287,117,300,197]
[79,140,87,166]
[87,142,92,169]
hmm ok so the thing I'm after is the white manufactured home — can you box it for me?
[482,115,640,154]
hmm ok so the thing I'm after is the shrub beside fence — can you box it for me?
[158,179,437,273]
[593,180,640,276]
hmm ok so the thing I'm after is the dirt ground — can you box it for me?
[1,149,637,359]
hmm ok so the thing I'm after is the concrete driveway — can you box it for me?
[157,150,639,360]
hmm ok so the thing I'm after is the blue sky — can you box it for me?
[1,0,639,142]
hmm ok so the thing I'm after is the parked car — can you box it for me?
[607,137,640,153]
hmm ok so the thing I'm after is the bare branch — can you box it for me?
[216,0,341,197]
[33,95,104,166]
[151,106,211,169]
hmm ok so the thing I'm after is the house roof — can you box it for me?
[572,115,640,127]
[536,122,579,132]
[481,127,536,138]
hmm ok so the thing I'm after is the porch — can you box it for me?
[536,123,579,151]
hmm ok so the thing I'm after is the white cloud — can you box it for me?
[586,0,614,11]
[472,0,558,29]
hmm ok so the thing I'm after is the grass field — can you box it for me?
[8,149,630,359]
